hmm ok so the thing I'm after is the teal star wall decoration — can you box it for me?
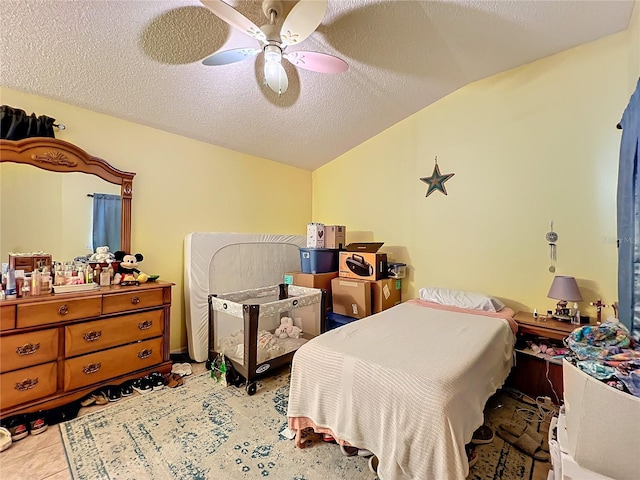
[420,159,455,197]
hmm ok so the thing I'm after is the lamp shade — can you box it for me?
[547,275,583,302]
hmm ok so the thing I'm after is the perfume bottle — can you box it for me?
[572,309,581,325]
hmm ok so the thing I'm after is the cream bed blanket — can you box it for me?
[287,300,516,480]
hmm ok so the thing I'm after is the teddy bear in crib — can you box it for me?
[275,317,303,339]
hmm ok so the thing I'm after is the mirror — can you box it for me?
[0,138,134,263]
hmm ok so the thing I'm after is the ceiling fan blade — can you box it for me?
[200,0,266,43]
[280,0,327,46]
[284,51,348,74]
[265,62,289,95]
[202,47,260,66]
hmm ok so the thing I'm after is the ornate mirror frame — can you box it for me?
[0,137,135,253]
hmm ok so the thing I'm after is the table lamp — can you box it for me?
[547,275,582,320]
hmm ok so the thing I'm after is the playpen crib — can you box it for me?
[207,284,326,395]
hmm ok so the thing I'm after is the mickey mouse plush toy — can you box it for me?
[113,251,148,285]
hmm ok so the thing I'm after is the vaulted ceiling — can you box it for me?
[0,0,635,170]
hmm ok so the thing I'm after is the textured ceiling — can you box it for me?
[0,0,635,170]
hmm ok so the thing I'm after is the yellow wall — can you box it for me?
[0,88,312,351]
[1,164,120,260]
[312,23,638,320]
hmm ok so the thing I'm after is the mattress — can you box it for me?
[184,232,305,362]
[287,299,517,480]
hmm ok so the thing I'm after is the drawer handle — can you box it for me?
[58,304,69,315]
[131,296,141,305]
[16,342,40,355]
[15,378,38,391]
[83,362,101,374]
[83,331,102,342]
[138,348,152,359]
[138,320,152,330]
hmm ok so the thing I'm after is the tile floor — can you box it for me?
[0,362,552,480]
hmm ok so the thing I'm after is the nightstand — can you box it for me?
[506,311,587,403]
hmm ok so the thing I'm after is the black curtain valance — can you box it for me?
[0,105,56,140]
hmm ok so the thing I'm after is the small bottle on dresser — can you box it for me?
[5,269,16,299]
[99,267,111,287]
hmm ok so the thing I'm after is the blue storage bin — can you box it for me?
[299,248,338,274]
[326,311,359,330]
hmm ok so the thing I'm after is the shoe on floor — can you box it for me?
[29,415,47,435]
[1,415,29,441]
[171,362,192,377]
[369,455,379,474]
[167,373,184,388]
[132,377,153,395]
[94,391,109,405]
[80,394,97,407]
[339,444,359,456]
[357,448,373,457]
[106,386,121,402]
[120,381,134,397]
[466,444,478,469]
[149,372,165,390]
[0,427,12,452]
[497,422,550,461]
[471,425,494,445]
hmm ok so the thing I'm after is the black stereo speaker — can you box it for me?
[346,254,374,277]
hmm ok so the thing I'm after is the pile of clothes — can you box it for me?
[565,321,640,397]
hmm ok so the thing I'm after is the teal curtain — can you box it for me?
[92,193,121,252]
[617,78,640,339]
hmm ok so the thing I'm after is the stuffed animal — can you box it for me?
[274,317,303,339]
[89,246,115,263]
[219,329,284,363]
[113,250,147,284]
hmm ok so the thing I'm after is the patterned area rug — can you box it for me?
[60,371,535,480]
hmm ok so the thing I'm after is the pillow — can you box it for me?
[418,287,505,312]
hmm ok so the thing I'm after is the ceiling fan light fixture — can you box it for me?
[200,0,344,96]
[263,44,288,95]
[263,44,282,64]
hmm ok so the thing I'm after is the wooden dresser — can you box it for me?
[0,281,172,418]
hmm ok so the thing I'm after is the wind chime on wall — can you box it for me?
[545,220,558,273]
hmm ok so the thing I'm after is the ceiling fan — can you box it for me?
[200,0,348,95]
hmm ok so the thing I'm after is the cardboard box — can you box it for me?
[339,242,387,281]
[324,225,346,250]
[331,277,371,319]
[306,222,325,248]
[284,271,338,309]
[563,359,640,480]
[371,278,402,313]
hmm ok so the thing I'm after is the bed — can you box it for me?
[287,296,517,480]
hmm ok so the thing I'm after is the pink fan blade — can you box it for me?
[284,51,348,74]
[202,47,259,66]
[280,0,327,46]
[200,0,266,42]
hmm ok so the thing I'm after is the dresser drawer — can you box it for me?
[64,337,163,391]
[17,297,102,328]
[1,305,16,331]
[0,362,57,410]
[102,289,164,315]
[65,309,164,357]
[0,328,59,373]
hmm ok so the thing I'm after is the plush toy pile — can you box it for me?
[220,330,285,363]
